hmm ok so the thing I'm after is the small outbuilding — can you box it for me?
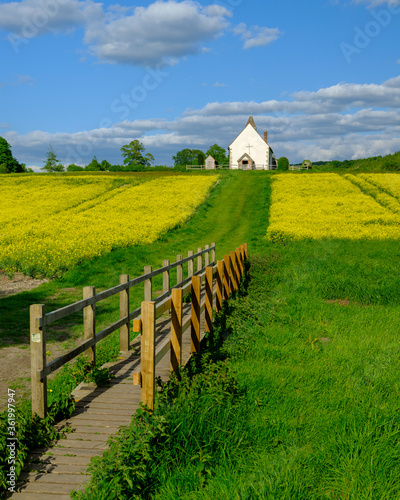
[205,155,216,170]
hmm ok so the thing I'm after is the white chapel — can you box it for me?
[228,116,276,170]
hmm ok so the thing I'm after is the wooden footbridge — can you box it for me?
[10,243,247,499]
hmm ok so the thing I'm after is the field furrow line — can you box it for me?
[344,174,400,215]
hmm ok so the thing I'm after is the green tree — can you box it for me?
[85,156,102,171]
[120,140,154,170]
[42,145,64,172]
[172,149,197,167]
[302,160,312,169]
[277,157,289,171]
[101,159,111,171]
[197,151,206,166]
[382,152,400,171]
[190,149,204,166]
[206,144,227,166]
[67,164,84,172]
[108,164,123,172]
[0,137,24,173]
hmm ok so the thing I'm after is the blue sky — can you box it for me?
[0,0,399,168]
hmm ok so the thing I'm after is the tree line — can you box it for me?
[0,137,229,174]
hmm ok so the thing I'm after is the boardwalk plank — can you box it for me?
[23,463,89,474]
[18,472,89,484]
[16,482,87,494]
[28,454,94,466]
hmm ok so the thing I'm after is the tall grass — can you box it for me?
[74,237,400,499]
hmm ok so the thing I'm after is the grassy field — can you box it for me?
[2,170,400,498]
[72,172,400,499]
[75,240,400,500]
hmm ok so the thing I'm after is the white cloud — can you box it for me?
[5,76,400,165]
[0,75,35,87]
[0,0,102,37]
[233,22,282,49]
[353,0,400,6]
[0,0,231,66]
[184,77,400,117]
[84,0,232,66]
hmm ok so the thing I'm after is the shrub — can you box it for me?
[277,157,289,171]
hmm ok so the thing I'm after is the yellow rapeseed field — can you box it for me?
[358,173,400,203]
[267,173,400,242]
[0,174,218,277]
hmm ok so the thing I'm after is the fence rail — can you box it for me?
[289,165,311,170]
[30,244,217,418]
[185,165,230,171]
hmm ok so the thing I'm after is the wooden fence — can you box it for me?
[289,165,311,171]
[30,243,247,417]
[133,243,247,410]
[185,165,230,170]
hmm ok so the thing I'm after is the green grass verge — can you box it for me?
[72,237,400,499]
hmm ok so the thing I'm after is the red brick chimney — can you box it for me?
[264,131,268,143]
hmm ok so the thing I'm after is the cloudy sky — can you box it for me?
[0,0,399,168]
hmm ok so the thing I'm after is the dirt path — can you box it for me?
[0,341,82,411]
[0,273,67,411]
[0,272,49,298]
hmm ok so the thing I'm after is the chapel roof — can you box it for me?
[246,115,257,131]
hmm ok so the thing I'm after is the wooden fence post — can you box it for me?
[30,304,47,418]
[188,250,194,278]
[176,255,183,285]
[216,260,224,313]
[163,259,170,293]
[211,242,216,264]
[83,286,96,366]
[204,244,210,267]
[141,301,156,411]
[119,275,130,353]
[205,266,213,334]
[244,243,248,259]
[144,265,152,301]
[235,248,242,285]
[190,276,201,354]
[229,251,237,292]
[223,254,230,298]
[170,288,183,373]
[238,245,244,276]
[197,247,202,272]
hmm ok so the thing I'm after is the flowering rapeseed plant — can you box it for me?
[0,174,218,277]
[267,173,400,243]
